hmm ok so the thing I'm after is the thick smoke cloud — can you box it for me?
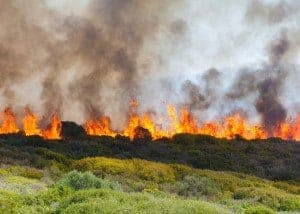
[245,0,300,24]
[255,32,289,133]
[0,0,182,125]
[0,0,299,130]
[225,31,290,134]
[181,68,220,111]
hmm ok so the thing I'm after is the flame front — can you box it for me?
[84,102,298,141]
[0,103,299,141]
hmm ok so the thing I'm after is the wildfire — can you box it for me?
[84,101,299,141]
[42,113,62,140]
[0,108,19,134]
[0,101,299,141]
[274,116,300,141]
[0,108,61,140]
[23,108,42,136]
[85,117,116,137]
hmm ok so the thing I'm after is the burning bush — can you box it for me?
[133,126,152,142]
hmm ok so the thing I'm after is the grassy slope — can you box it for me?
[0,156,298,213]
[0,134,299,213]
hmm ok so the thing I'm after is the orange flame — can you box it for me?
[23,108,42,136]
[42,113,61,140]
[85,117,116,137]
[0,108,19,134]
[274,117,300,141]
[84,100,300,141]
[0,100,299,142]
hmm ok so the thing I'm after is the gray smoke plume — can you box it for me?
[181,68,220,111]
[226,69,258,100]
[255,31,289,133]
[226,31,290,134]
[245,0,300,24]
[181,80,208,110]
[0,0,299,131]
[0,0,182,125]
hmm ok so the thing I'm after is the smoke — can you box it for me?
[181,68,220,111]
[0,0,299,130]
[182,80,208,110]
[0,0,183,126]
[226,69,258,100]
[225,31,290,133]
[245,0,300,24]
[255,31,289,133]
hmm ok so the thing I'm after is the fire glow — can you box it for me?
[0,108,61,140]
[84,100,300,141]
[0,101,300,141]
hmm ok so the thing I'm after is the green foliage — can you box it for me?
[56,189,229,214]
[244,205,275,214]
[176,175,220,198]
[35,148,73,170]
[0,190,24,213]
[233,187,300,211]
[273,181,300,194]
[0,165,43,179]
[75,157,176,183]
[19,168,44,180]
[0,134,299,213]
[1,133,299,181]
[57,170,122,191]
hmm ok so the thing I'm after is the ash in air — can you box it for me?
[0,0,299,131]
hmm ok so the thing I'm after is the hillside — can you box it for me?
[0,133,299,213]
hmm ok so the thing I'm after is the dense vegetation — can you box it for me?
[0,132,299,213]
[1,132,299,181]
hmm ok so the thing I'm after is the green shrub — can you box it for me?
[74,157,176,183]
[244,205,275,214]
[57,170,121,191]
[233,187,300,211]
[20,168,43,180]
[176,175,220,198]
[35,148,73,169]
[37,185,73,205]
[273,181,300,194]
[56,188,230,214]
[0,190,23,213]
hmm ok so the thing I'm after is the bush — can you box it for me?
[233,187,300,211]
[56,188,230,214]
[57,170,121,191]
[244,205,275,214]
[75,157,176,183]
[20,168,44,180]
[176,175,220,198]
[273,181,300,194]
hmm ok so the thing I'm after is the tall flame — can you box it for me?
[0,108,19,134]
[274,116,300,141]
[42,113,61,140]
[0,101,299,141]
[85,117,115,137]
[22,108,42,136]
[84,101,298,141]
